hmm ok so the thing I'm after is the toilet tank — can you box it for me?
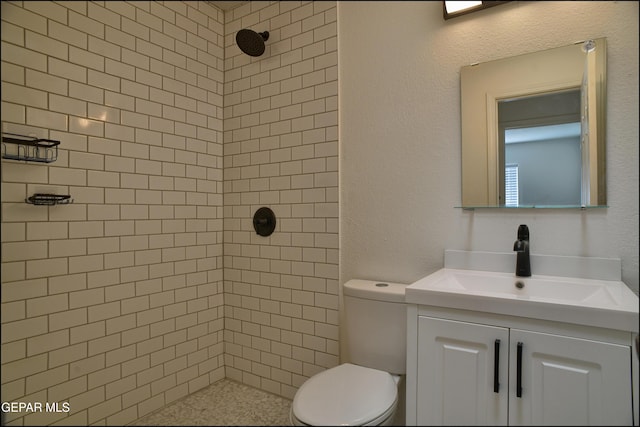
[343,279,407,375]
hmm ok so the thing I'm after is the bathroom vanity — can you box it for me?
[405,250,639,426]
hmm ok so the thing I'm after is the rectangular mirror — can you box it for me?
[460,38,607,208]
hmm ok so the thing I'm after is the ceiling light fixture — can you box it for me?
[443,1,511,19]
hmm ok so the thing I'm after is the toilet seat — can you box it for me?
[291,363,398,426]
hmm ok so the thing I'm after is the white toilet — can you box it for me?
[290,279,407,426]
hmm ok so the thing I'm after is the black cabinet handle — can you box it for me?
[516,342,523,398]
[494,339,500,393]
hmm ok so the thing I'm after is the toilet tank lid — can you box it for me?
[343,279,407,303]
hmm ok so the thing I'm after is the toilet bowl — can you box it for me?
[289,279,407,426]
[290,363,400,426]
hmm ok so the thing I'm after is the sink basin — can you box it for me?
[426,269,618,304]
[406,268,639,332]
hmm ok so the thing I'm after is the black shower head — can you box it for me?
[236,29,269,57]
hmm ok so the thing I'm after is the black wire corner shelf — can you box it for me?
[2,132,60,163]
[26,194,72,206]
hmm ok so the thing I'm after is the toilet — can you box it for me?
[290,279,407,426]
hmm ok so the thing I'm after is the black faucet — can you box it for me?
[513,224,531,277]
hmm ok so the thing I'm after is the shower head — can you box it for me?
[236,28,269,57]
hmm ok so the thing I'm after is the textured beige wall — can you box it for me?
[339,1,639,293]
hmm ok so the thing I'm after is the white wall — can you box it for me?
[338,1,639,293]
[221,1,339,399]
[1,1,225,424]
[1,2,339,424]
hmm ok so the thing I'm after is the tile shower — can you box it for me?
[1,1,337,425]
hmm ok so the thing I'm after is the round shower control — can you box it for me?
[253,207,276,236]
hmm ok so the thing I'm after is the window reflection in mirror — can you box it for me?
[498,90,581,206]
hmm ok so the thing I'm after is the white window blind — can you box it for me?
[505,163,519,206]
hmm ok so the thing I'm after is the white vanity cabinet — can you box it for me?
[408,309,635,426]
[508,328,631,425]
[416,316,509,425]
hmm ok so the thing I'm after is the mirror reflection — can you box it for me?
[499,90,581,206]
[460,38,607,208]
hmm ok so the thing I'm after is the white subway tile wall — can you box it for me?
[2,0,338,424]
[1,1,225,425]
[222,1,339,399]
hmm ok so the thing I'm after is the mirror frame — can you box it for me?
[460,38,607,209]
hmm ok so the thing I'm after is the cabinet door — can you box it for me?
[509,329,632,426]
[417,316,509,425]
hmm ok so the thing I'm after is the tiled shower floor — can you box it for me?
[130,378,292,426]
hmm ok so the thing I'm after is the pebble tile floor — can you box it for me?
[130,379,292,426]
